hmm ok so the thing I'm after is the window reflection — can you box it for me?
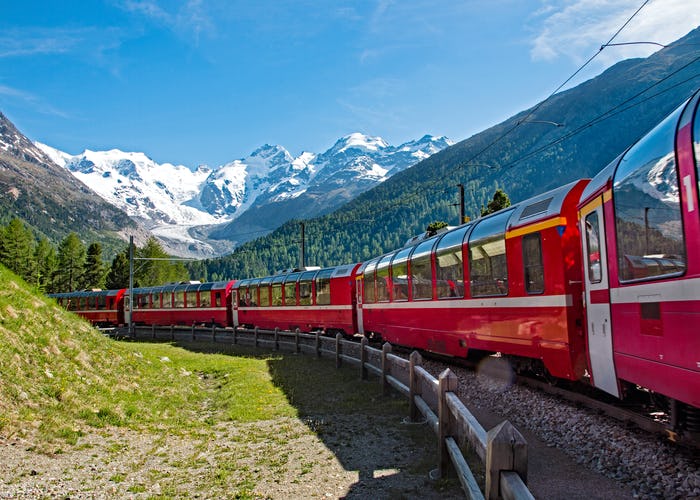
[613,107,686,282]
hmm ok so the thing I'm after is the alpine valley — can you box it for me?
[36,134,452,258]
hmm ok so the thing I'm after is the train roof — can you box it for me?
[235,263,359,288]
[48,288,124,298]
[506,179,589,232]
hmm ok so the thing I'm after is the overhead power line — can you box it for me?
[463,0,651,166]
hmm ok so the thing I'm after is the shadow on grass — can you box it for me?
[167,338,463,498]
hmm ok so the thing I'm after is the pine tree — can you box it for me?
[55,232,86,291]
[83,242,106,289]
[106,247,130,289]
[481,189,511,216]
[0,218,35,282]
[33,237,57,292]
[136,237,189,287]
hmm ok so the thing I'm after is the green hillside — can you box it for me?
[0,264,296,448]
[195,27,700,280]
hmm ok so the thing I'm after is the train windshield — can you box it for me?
[613,105,686,282]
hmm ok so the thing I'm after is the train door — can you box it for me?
[580,199,619,397]
[231,289,239,327]
[355,276,365,335]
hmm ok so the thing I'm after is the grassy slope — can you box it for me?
[0,263,298,446]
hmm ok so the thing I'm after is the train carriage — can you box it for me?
[125,280,234,327]
[49,288,126,327]
[357,179,590,381]
[578,90,700,418]
[233,264,361,335]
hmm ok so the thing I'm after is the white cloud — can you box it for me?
[0,28,85,58]
[118,0,215,44]
[530,0,700,66]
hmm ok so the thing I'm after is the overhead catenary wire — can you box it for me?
[462,0,652,167]
[496,62,700,172]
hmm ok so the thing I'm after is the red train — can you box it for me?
[50,89,700,437]
[51,280,234,328]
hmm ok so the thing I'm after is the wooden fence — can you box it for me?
[130,324,534,500]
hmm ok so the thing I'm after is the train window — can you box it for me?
[248,280,260,307]
[97,294,107,310]
[174,291,185,308]
[522,233,544,294]
[299,270,317,306]
[200,291,210,308]
[376,253,394,302]
[436,226,469,299]
[391,247,412,301]
[362,260,379,304]
[258,278,271,307]
[469,210,512,297]
[284,273,300,306]
[137,294,149,309]
[585,212,602,283]
[614,106,686,282]
[150,292,159,308]
[410,237,439,300]
[271,275,285,306]
[315,269,333,305]
[239,286,249,306]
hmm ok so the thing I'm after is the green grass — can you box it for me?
[0,265,298,444]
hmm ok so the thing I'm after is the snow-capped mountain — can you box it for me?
[37,145,216,227]
[37,133,452,257]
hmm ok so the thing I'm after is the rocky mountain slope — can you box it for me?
[0,113,148,255]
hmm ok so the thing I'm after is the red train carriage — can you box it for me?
[125,280,235,327]
[49,289,126,327]
[578,90,700,419]
[357,179,590,381]
[233,264,360,335]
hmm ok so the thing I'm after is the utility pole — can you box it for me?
[457,183,465,224]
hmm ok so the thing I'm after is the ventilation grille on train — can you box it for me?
[520,197,553,220]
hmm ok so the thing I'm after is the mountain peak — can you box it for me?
[332,133,389,155]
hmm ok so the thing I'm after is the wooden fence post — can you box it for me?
[295,328,301,353]
[315,331,321,357]
[381,342,392,395]
[151,324,155,339]
[409,351,422,422]
[485,420,528,500]
[212,324,216,342]
[233,327,238,345]
[191,323,196,341]
[254,327,259,348]
[438,369,459,478]
[335,333,342,368]
[170,324,174,341]
[360,337,368,380]
[274,327,280,351]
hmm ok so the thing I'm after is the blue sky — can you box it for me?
[1,1,698,169]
